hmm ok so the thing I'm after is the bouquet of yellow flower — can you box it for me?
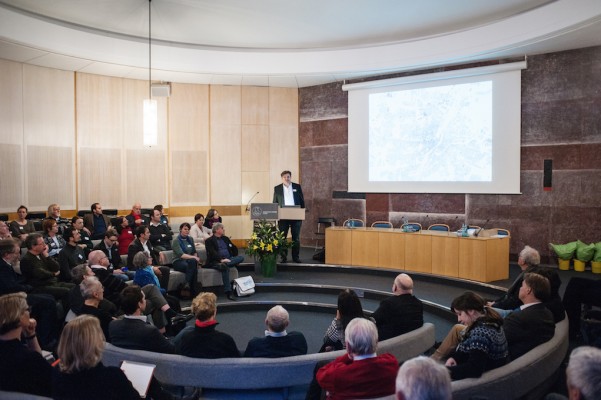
[246,220,292,261]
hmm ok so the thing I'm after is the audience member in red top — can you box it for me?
[315,318,398,400]
[116,217,135,255]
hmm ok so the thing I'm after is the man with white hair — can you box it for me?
[396,356,451,400]
[565,346,601,400]
[372,273,424,340]
[244,305,307,358]
[316,318,398,399]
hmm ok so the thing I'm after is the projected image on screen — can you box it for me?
[368,81,492,182]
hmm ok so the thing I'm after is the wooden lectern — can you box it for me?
[278,207,306,221]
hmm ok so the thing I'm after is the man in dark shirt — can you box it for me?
[244,305,307,357]
[205,222,244,300]
[84,202,111,240]
[71,216,94,256]
[0,238,58,349]
[58,227,87,282]
[109,285,175,354]
[149,209,172,251]
[372,273,424,340]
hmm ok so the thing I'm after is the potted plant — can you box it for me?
[246,220,292,277]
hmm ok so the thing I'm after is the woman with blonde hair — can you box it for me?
[0,292,53,397]
[53,314,139,400]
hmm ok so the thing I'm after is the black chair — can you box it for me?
[27,212,46,219]
[314,217,336,251]
[77,210,89,217]
[0,214,8,222]
[104,209,118,216]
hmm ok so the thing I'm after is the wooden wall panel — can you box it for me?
[125,149,167,207]
[242,171,271,205]
[23,65,75,209]
[0,144,23,209]
[171,150,208,205]
[269,87,298,125]
[0,60,24,212]
[76,73,123,148]
[0,59,23,143]
[211,85,241,125]
[241,125,269,172]
[242,86,269,125]
[27,146,74,210]
[210,124,241,205]
[169,83,209,150]
[123,79,168,149]
[270,125,299,187]
[78,148,122,209]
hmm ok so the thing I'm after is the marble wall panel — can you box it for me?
[299,82,347,121]
[332,199,366,226]
[581,143,601,170]
[521,100,584,145]
[366,194,389,212]
[521,144,581,170]
[389,194,465,214]
[581,99,601,143]
[366,211,390,226]
[301,160,333,201]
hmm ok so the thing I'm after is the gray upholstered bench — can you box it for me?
[102,323,435,397]
[158,250,238,288]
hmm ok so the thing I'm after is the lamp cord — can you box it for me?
[148,0,152,99]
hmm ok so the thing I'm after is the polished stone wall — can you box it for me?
[299,46,601,263]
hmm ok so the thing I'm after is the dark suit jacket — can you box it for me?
[273,182,305,210]
[205,235,238,267]
[244,331,308,358]
[372,293,424,341]
[503,303,555,360]
[127,239,160,268]
[83,213,111,238]
[0,257,32,295]
[109,317,175,354]
[20,252,61,288]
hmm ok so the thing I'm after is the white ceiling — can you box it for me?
[1,0,601,87]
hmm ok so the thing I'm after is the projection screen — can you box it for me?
[343,61,526,194]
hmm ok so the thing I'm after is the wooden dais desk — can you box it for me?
[325,227,509,283]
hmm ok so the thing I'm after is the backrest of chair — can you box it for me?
[0,214,8,221]
[371,221,393,228]
[401,222,422,232]
[77,210,89,217]
[317,217,336,226]
[496,228,510,236]
[467,225,481,230]
[343,219,365,228]
[103,209,118,216]
[428,224,450,231]
[27,212,46,219]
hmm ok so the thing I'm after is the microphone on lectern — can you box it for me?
[245,192,260,212]
[475,219,490,237]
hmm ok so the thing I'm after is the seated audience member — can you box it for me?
[125,202,147,228]
[203,208,222,230]
[531,266,565,323]
[175,292,240,358]
[154,204,169,225]
[563,276,601,339]
[84,202,111,240]
[396,356,452,400]
[53,315,140,400]
[189,213,211,259]
[323,289,370,351]
[42,218,65,257]
[149,208,173,251]
[9,205,36,241]
[116,217,135,255]
[45,203,69,235]
[444,292,508,380]
[562,346,601,400]
[503,272,555,360]
[69,263,117,317]
[109,285,175,354]
[205,222,244,300]
[78,276,114,340]
[71,216,94,255]
[0,292,53,397]
[128,225,170,290]
[20,233,74,309]
[372,273,424,340]
[89,250,127,306]
[58,226,86,282]
[130,251,185,333]
[0,221,11,240]
[94,228,130,281]
[0,238,58,348]
[244,305,307,358]
[316,318,398,400]
[489,245,540,310]
[172,222,200,296]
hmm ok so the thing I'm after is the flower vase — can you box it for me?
[260,253,277,277]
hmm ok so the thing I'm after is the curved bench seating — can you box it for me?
[0,392,52,400]
[451,315,569,400]
[102,322,435,394]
